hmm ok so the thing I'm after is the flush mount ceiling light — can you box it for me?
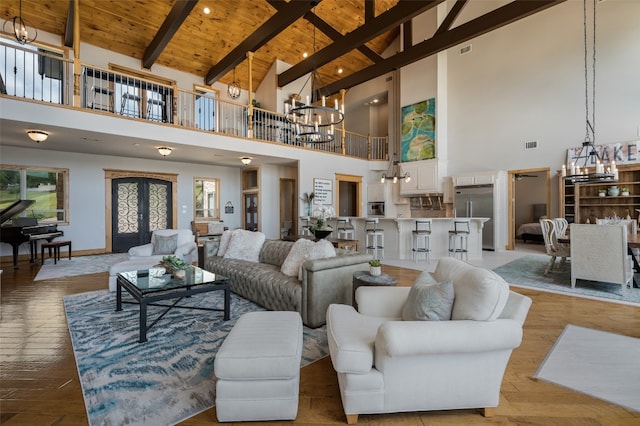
[157,146,173,157]
[241,156,252,165]
[26,130,48,143]
[227,67,241,99]
[3,0,37,45]
[381,152,410,184]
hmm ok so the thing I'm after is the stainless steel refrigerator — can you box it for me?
[454,184,495,250]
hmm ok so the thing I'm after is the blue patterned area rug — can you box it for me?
[64,290,328,426]
[35,253,130,281]
[492,254,640,305]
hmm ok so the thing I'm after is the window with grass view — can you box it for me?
[0,165,69,224]
[194,177,219,219]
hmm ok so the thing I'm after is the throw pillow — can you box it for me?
[402,272,455,321]
[281,238,316,277]
[203,238,220,257]
[299,239,336,280]
[207,221,225,235]
[152,233,178,255]
[223,229,266,262]
[217,230,233,257]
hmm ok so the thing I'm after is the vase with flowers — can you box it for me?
[311,205,335,239]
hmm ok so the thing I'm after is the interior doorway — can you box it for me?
[507,168,551,250]
[280,178,297,237]
[335,173,362,217]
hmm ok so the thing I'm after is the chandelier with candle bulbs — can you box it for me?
[561,0,616,185]
[284,9,344,144]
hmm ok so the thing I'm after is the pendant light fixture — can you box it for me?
[3,0,37,45]
[284,7,344,144]
[381,153,410,184]
[562,0,616,184]
[227,67,241,99]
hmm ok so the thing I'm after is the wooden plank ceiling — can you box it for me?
[0,0,565,97]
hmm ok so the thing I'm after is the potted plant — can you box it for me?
[369,259,382,276]
[598,188,607,197]
[159,255,190,279]
[622,187,630,196]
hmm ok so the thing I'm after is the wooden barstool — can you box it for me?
[336,217,355,240]
[364,218,384,259]
[412,219,432,262]
[448,220,470,260]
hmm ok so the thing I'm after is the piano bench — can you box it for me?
[41,240,72,265]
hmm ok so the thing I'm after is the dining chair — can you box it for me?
[540,218,570,275]
[569,224,633,293]
[552,217,569,238]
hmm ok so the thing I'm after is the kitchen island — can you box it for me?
[345,217,490,260]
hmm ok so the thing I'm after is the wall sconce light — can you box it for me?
[157,146,173,157]
[241,156,252,165]
[26,130,49,143]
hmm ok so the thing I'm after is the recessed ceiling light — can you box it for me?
[372,99,378,103]
[337,68,343,74]
[203,7,210,14]
[303,52,308,58]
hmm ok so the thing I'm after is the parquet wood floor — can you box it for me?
[1,260,639,425]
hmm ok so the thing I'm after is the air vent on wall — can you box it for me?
[460,44,472,55]
[524,141,538,150]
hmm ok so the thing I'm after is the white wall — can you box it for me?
[447,0,640,177]
[0,146,242,255]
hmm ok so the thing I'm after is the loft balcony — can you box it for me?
[0,41,389,162]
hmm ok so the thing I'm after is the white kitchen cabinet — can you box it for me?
[453,173,496,186]
[400,159,440,195]
[367,182,385,202]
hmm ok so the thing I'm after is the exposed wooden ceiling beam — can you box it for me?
[365,0,375,23]
[205,0,320,86]
[320,0,566,96]
[143,0,199,70]
[266,0,382,62]
[403,19,412,51]
[63,0,74,48]
[304,11,382,63]
[278,0,444,88]
[435,0,467,35]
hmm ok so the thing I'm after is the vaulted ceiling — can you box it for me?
[1,0,565,97]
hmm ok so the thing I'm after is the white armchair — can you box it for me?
[128,228,197,264]
[326,257,532,424]
[570,223,633,293]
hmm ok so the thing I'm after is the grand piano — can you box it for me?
[1,200,64,268]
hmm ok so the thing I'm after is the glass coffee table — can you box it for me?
[116,266,230,343]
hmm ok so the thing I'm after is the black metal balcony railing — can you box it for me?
[0,41,388,161]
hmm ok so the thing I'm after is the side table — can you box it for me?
[352,270,397,310]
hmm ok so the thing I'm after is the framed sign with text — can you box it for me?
[313,178,332,205]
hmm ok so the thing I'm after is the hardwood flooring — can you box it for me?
[1,260,639,425]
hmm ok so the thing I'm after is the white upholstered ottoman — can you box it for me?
[214,311,303,422]
[108,259,160,291]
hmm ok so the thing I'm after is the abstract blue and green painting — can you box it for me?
[401,98,436,162]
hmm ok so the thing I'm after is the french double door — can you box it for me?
[111,178,173,252]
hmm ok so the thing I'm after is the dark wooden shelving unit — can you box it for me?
[559,165,640,223]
